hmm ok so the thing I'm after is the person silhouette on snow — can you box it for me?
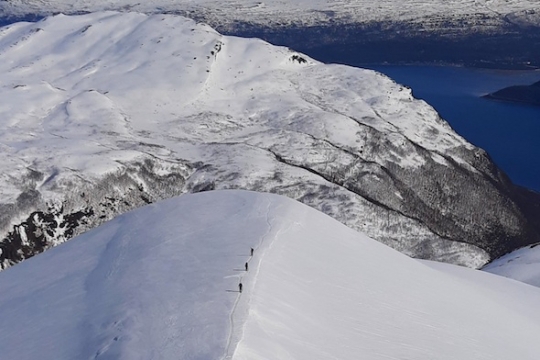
[239,283,243,293]
[245,262,249,271]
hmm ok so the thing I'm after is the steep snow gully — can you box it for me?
[3,191,540,360]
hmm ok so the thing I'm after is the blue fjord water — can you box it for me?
[366,65,540,192]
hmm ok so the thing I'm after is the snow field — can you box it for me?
[1,190,540,359]
[0,191,272,359]
[483,243,540,288]
[233,193,540,360]
[0,9,474,195]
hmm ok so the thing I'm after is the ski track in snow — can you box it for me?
[223,196,274,360]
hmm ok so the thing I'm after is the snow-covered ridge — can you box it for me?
[2,190,540,359]
[1,11,539,270]
[1,0,539,30]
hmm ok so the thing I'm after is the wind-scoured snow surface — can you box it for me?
[483,243,540,287]
[1,11,540,270]
[1,0,539,30]
[0,11,468,203]
[1,190,540,360]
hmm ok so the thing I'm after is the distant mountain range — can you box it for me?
[2,0,539,30]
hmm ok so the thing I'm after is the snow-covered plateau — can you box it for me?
[1,11,540,270]
[2,190,540,360]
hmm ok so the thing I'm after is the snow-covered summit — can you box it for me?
[1,11,540,270]
[1,190,540,359]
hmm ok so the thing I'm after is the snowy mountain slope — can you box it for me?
[2,190,540,360]
[1,0,539,31]
[1,11,540,270]
[483,243,540,287]
[0,190,271,360]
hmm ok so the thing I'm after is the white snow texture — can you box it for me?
[0,11,469,203]
[0,11,503,268]
[483,243,540,288]
[1,190,540,360]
